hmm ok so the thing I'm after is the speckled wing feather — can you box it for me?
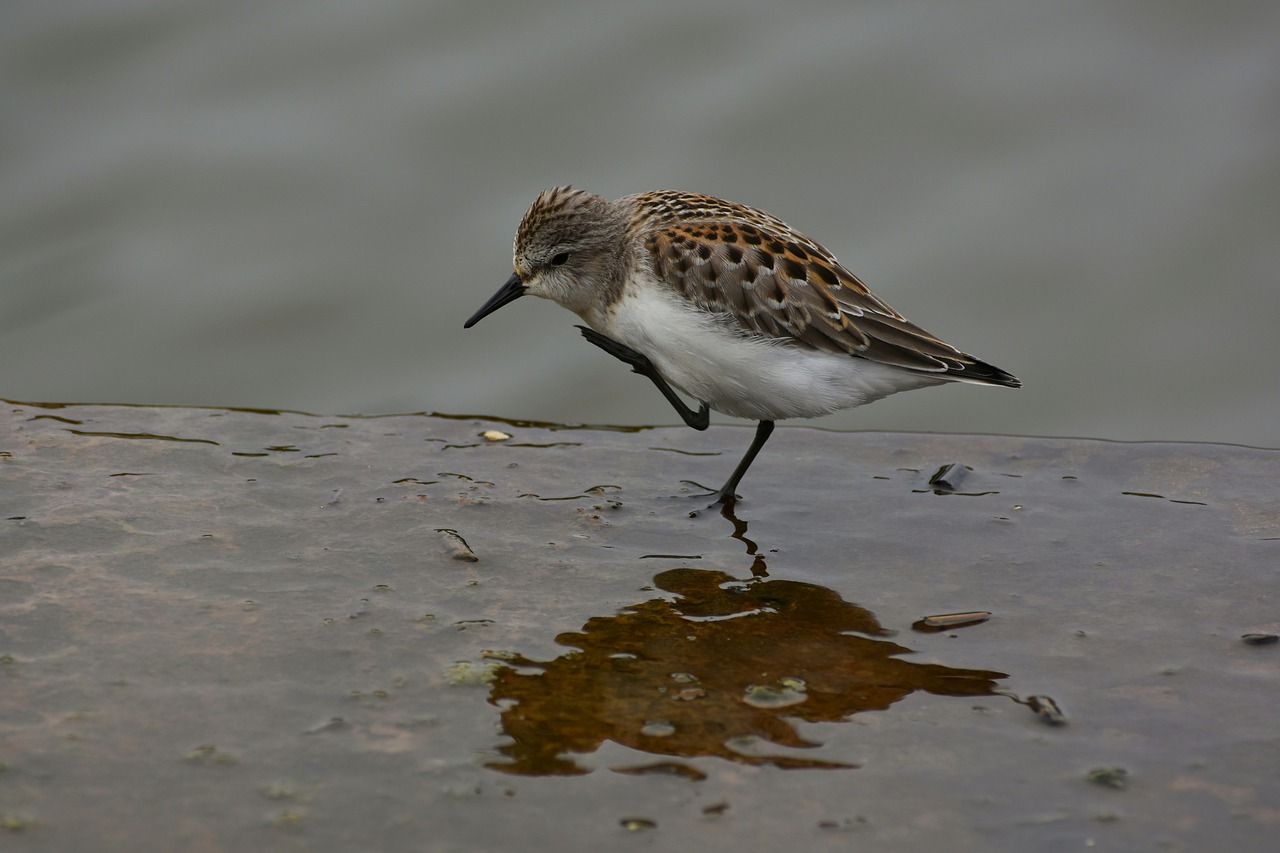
[632,191,1019,386]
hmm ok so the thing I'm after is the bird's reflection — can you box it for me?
[717,499,770,577]
[485,566,1008,776]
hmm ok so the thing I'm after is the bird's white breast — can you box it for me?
[589,271,944,422]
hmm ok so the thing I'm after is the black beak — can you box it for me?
[464,272,526,328]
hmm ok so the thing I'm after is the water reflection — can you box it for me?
[718,500,769,577]
[485,567,1007,776]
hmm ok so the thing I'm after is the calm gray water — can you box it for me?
[3,1,1277,446]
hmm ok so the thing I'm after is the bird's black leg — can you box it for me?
[577,325,776,506]
[714,420,775,504]
[575,325,709,430]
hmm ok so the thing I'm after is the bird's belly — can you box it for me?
[658,333,942,421]
[596,282,944,422]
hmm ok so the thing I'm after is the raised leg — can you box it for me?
[715,420,775,503]
[576,325,709,430]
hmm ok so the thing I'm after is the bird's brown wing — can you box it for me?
[639,200,1018,387]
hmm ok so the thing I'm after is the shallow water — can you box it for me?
[2,2,1278,446]
[3,402,1277,850]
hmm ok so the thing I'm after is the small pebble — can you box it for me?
[436,528,478,562]
[1087,766,1129,789]
[1026,695,1067,726]
[1241,633,1278,646]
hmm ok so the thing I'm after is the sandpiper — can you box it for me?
[465,187,1020,503]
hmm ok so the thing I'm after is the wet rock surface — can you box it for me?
[1,401,1277,850]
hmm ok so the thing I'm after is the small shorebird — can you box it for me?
[465,187,1020,503]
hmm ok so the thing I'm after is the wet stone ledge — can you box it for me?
[1,400,1277,851]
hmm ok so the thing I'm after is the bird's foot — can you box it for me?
[680,479,738,516]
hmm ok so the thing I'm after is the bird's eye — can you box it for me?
[550,252,570,266]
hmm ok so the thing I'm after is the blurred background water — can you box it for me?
[2,0,1277,446]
